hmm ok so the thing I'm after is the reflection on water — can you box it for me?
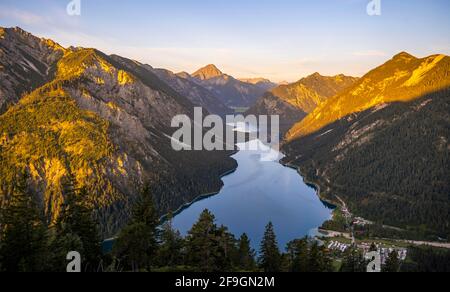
[172,135,334,250]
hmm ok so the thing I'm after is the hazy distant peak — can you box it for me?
[302,72,356,81]
[192,64,224,80]
[296,72,358,86]
[239,77,273,85]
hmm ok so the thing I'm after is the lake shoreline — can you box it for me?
[103,152,240,252]
[165,147,339,225]
[104,144,336,252]
[279,158,339,210]
[169,140,336,250]
[159,160,239,223]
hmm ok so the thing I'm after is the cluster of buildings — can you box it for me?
[327,241,408,264]
[359,243,408,263]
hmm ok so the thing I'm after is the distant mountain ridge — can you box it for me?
[189,64,276,108]
[272,73,359,114]
[239,77,273,85]
[287,52,450,140]
[150,67,231,115]
[248,73,358,134]
[239,78,277,91]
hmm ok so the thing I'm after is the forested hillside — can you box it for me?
[0,28,236,237]
[283,89,450,240]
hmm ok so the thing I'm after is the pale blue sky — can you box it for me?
[0,0,449,82]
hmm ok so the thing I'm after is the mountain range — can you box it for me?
[0,27,236,236]
[287,52,450,140]
[188,64,276,108]
[272,72,358,114]
[248,73,358,134]
[1,26,449,241]
[282,52,450,239]
[149,67,231,115]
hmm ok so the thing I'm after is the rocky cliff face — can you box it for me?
[0,28,236,237]
[0,27,65,113]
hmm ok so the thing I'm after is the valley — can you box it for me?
[0,25,449,273]
[282,54,450,241]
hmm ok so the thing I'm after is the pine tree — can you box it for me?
[157,214,185,268]
[237,233,256,271]
[340,246,368,273]
[113,222,154,271]
[132,185,159,229]
[0,172,49,272]
[309,242,333,272]
[308,242,323,272]
[383,251,400,273]
[113,185,159,271]
[286,238,309,272]
[215,225,238,271]
[52,177,102,272]
[259,222,281,272]
[186,209,220,272]
[287,238,333,272]
[49,232,84,272]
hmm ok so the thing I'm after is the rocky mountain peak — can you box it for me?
[1,26,65,53]
[192,64,224,80]
[309,72,323,78]
[392,51,416,61]
[0,27,68,113]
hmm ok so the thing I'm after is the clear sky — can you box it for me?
[0,0,449,82]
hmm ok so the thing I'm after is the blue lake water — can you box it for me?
[172,136,334,251]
